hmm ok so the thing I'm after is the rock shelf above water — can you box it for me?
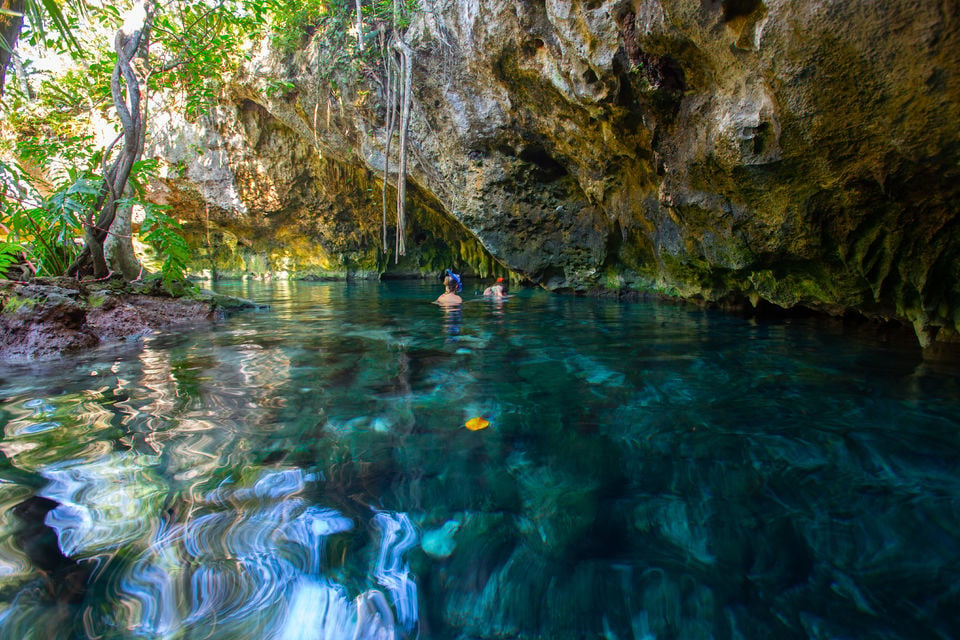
[0,277,264,362]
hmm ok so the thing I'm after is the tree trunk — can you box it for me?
[72,0,152,279]
[12,51,32,99]
[105,198,142,278]
[0,0,25,96]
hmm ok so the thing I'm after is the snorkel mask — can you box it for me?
[445,269,463,292]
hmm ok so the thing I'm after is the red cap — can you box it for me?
[497,277,504,282]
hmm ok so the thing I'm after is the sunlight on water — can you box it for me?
[0,280,959,639]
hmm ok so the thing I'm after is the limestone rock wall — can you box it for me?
[147,0,960,345]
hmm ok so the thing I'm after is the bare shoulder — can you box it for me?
[436,293,462,306]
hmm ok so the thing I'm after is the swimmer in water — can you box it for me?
[436,270,463,306]
[482,277,507,298]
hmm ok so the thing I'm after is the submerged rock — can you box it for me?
[0,277,264,362]
[421,519,462,559]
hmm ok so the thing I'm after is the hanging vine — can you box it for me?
[377,0,417,263]
[394,36,413,261]
[381,27,397,253]
[278,0,419,263]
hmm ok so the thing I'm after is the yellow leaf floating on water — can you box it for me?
[465,417,490,431]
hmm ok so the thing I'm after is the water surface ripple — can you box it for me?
[0,280,958,639]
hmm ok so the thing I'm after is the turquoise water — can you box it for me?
[0,280,958,639]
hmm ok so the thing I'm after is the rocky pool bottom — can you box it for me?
[0,280,957,639]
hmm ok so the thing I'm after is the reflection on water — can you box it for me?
[441,305,463,343]
[1,280,959,639]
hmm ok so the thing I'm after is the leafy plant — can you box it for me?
[16,0,85,54]
[0,158,94,276]
[126,158,162,200]
[137,202,192,290]
[265,79,295,98]
[126,158,194,288]
[3,0,424,286]
[0,241,24,276]
[264,0,327,54]
[148,0,264,121]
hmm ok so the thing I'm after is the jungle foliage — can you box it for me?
[1,0,265,288]
[0,0,419,289]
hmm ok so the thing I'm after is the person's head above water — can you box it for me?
[444,269,462,292]
[483,276,507,298]
[436,269,463,305]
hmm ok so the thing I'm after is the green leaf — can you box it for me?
[137,202,191,288]
[0,242,26,275]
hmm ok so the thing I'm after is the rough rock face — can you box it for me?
[0,278,263,361]
[147,0,960,346]
[0,280,100,360]
[147,96,499,280]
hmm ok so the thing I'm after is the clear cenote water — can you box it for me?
[0,280,958,640]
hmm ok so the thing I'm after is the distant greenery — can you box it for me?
[268,0,418,51]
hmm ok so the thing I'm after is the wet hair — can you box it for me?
[444,269,462,292]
